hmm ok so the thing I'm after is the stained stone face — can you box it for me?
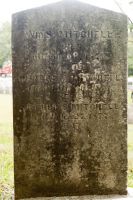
[12,1,127,199]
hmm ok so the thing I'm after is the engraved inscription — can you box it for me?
[25,30,114,40]
[12,1,127,199]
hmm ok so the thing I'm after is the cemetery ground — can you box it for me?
[0,94,133,198]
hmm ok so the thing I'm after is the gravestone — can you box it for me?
[12,0,127,199]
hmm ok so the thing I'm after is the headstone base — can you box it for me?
[20,188,133,200]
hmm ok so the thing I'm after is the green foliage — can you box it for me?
[128,32,133,76]
[0,22,11,67]
[128,170,133,188]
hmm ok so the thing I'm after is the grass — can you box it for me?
[0,150,14,199]
[0,94,14,199]
[0,93,133,199]
[128,124,133,187]
[128,90,132,106]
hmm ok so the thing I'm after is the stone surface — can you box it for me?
[20,188,133,200]
[12,0,127,199]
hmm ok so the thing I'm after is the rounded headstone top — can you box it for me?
[62,0,80,6]
[63,0,78,3]
[63,0,77,1]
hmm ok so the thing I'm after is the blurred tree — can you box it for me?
[129,23,133,33]
[128,0,133,76]
[128,20,133,76]
[0,22,11,68]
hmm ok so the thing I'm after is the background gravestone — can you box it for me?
[12,0,127,199]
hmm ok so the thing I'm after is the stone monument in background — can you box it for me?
[12,0,127,199]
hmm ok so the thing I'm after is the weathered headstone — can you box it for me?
[12,0,127,199]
